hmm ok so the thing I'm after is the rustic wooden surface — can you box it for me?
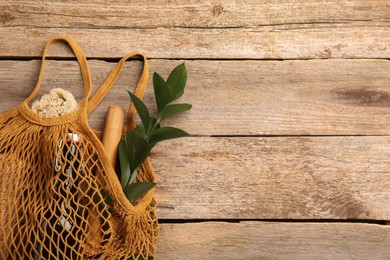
[1,0,389,258]
[153,136,390,220]
[158,222,390,259]
[2,59,390,135]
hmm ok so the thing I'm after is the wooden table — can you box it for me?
[0,1,389,258]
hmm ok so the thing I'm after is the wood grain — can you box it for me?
[1,1,389,28]
[1,59,390,135]
[152,136,390,220]
[0,1,389,259]
[157,222,390,259]
[0,26,389,59]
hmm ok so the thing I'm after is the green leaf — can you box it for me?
[125,130,151,174]
[157,103,192,123]
[127,169,137,187]
[128,91,150,132]
[134,123,146,137]
[149,127,189,147]
[153,72,171,112]
[118,140,130,189]
[166,63,187,101]
[123,182,156,205]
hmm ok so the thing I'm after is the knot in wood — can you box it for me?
[1,9,14,25]
[334,88,390,107]
[211,4,224,17]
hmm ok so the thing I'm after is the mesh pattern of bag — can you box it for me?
[0,37,159,259]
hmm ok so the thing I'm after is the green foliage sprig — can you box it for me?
[119,63,191,205]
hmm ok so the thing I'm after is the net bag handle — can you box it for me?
[87,53,154,213]
[25,36,92,111]
[87,53,148,129]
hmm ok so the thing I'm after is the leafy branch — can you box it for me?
[119,63,191,205]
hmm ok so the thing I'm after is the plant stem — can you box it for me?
[146,120,159,141]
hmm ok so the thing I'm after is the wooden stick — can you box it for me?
[101,105,125,168]
[85,105,125,254]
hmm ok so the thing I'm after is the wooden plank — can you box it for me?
[152,136,390,220]
[157,222,390,259]
[1,59,390,135]
[1,1,389,28]
[0,124,386,219]
[0,26,389,59]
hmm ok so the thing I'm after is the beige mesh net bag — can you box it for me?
[0,36,159,259]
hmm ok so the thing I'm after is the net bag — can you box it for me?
[0,36,159,259]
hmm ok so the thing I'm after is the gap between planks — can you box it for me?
[0,56,389,62]
[158,219,388,225]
